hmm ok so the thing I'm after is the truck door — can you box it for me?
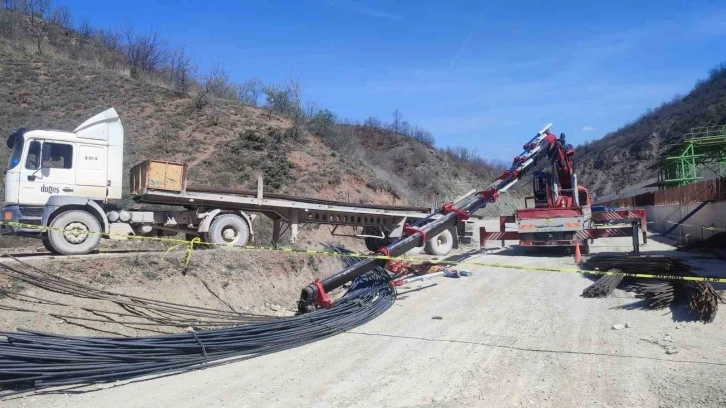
[18,139,77,206]
[75,144,107,199]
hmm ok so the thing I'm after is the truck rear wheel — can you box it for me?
[47,210,102,255]
[206,214,250,249]
[425,229,454,256]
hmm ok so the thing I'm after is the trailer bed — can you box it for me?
[184,186,430,212]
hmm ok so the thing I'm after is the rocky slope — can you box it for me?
[577,65,726,198]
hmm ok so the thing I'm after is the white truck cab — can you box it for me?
[2,109,124,252]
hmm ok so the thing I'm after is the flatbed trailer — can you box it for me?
[127,170,474,254]
[1,108,473,256]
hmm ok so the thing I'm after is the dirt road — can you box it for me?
[5,221,726,408]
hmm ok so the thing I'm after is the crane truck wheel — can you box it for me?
[206,214,250,249]
[424,229,454,256]
[46,210,102,255]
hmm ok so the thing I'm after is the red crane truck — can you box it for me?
[480,126,647,255]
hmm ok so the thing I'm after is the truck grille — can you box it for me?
[19,219,41,226]
[19,207,43,217]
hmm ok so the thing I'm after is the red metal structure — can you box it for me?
[297,123,646,312]
[480,129,646,255]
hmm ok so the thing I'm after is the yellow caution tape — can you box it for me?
[184,237,201,267]
[2,220,726,283]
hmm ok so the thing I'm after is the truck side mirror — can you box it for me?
[41,143,52,168]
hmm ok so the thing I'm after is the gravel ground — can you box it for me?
[4,220,726,408]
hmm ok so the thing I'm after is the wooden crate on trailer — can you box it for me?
[130,160,187,195]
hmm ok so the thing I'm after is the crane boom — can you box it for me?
[297,123,563,313]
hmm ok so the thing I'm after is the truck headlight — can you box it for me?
[3,211,12,220]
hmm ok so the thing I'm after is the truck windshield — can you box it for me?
[6,130,24,170]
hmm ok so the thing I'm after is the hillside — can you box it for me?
[577,65,726,198]
[349,126,506,203]
[0,39,518,218]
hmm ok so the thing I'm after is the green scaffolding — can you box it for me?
[652,125,726,188]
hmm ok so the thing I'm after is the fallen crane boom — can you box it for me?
[298,124,557,313]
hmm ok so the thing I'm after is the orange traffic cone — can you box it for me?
[574,242,582,265]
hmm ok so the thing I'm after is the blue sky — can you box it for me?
[62,0,726,161]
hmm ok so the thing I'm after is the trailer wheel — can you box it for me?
[404,245,425,256]
[364,237,378,252]
[206,214,250,249]
[424,229,454,256]
[47,210,102,255]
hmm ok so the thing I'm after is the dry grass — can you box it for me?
[0,36,527,222]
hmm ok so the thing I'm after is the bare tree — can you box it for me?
[286,76,305,141]
[168,44,196,96]
[50,5,70,29]
[91,28,122,69]
[248,78,263,106]
[363,116,381,128]
[399,120,411,136]
[304,101,319,119]
[391,109,403,133]
[95,28,119,50]
[21,0,52,54]
[262,76,305,140]
[235,78,262,106]
[263,83,291,115]
[193,63,232,109]
[0,1,18,39]
[121,23,168,76]
[207,64,235,98]
[77,16,92,38]
[412,127,435,147]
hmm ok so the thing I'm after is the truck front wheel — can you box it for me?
[41,237,61,255]
[47,210,102,255]
[206,214,250,249]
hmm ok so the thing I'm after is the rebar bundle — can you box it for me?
[583,254,723,323]
[681,281,722,323]
[0,247,396,394]
[0,257,273,329]
[628,281,676,310]
[581,269,624,298]
[584,254,693,275]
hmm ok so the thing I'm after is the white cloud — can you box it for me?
[581,126,596,132]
